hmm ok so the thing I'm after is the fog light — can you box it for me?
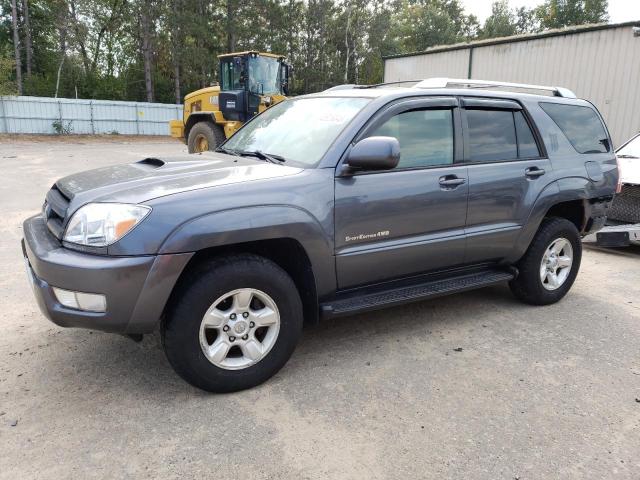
[52,287,106,313]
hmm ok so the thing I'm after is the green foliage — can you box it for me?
[392,0,479,52]
[536,0,608,29]
[52,118,72,134]
[0,47,18,95]
[1,0,610,101]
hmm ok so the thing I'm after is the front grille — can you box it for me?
[43,184,70,239]
[609,184,640,224]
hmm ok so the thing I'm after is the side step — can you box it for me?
[320,268,515,319]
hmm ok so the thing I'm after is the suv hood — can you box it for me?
[56,152,303,210]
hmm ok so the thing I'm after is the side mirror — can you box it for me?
[345,136,400,171]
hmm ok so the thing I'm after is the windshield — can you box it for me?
[220,56,283,94]
[248,56,281,95]
[618,134,640,158]
[222,97,370,167]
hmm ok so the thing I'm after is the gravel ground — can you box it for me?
[0,138,639,479]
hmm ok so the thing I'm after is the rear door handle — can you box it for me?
[525,167,545,178]
[439,175,466,189]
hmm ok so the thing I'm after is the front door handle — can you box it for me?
[439,175,466,189]
[525,167,546,179]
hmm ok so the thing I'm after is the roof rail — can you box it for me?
[414,77,577,98]
[323,84,357,92]
[323,80,423,91]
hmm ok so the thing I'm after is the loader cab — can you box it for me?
[219,51,291,122]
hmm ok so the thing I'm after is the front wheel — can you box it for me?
[162,254,303,392]
[509,217,582,305]
[187,122,226,153]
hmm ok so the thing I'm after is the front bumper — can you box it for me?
[22,215,193,334]
[169,119,185,139]
[582,222,640,247]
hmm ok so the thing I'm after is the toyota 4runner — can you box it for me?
[22,78,618,392]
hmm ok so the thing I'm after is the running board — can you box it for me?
[320,268,515,318]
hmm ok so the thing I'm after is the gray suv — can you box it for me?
[22,78,618,392]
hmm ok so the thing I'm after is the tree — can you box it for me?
[138,2,155,102]
[10,0,22,94]
[479,0,517,39]
[392,0,478,53]
[22,0,32,75]
[0,47,18,94]
[536,0,608,29]
[0,0,611,102]
[479,1,539,39]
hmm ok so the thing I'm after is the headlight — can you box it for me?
[64,203,151,247]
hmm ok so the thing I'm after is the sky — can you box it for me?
[460,0,640,24]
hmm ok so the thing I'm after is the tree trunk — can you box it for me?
[344,6,351,83]
[10,0,23,94]
[69,0,90,73]
[198,0,206,87]
[226,0,236,52]
[171,0,181,103]
[22,0,32,77]
[287,0,295,59]
[54,18,67,98]
[140,9,154,102]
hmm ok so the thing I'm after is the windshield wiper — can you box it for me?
[238,150,286,164]
[215,146,241,156]
[617,154,639,159]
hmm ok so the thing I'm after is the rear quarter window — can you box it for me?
[539,102,610,154]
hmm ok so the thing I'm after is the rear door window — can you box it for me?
[466,108,542,161]
[514,111,541,158]
[466,109,517,161]
[539,102,610,153]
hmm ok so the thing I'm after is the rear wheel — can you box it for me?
[509,217,582,305]
[187,122,226,153]
[162,254,303,392]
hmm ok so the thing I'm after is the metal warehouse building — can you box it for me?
[383,21,640,146]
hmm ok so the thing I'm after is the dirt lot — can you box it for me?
[0,137,639,479]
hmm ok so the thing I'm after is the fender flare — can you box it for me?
[158,205,336,297]
[512,176,595,260]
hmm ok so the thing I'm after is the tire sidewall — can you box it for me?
[164,257,303,392]
[513,218,582,305]
[187,122,222,153]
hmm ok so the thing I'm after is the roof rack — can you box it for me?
[414,78,577,98]
[323,80,422,92]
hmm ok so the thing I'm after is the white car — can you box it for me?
[585,132,640,246]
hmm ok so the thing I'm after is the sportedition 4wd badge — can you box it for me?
[345,231,390,242]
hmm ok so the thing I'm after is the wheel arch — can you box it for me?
[165,237,321,326]
[184,112,219,142]
[512,177,596,261]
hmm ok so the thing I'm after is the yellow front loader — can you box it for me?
[170,51,291,153]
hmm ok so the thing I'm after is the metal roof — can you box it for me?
[382,20,640,60]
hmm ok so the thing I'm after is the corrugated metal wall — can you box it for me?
[384,23,640,146]
[0,96,183,136]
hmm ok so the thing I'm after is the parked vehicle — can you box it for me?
[584,132,640,246]
[22,78,618,392]
[169,51,292,153]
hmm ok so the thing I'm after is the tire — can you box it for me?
[187,121,226,153]
[162,254,303,392]
[509,217,582,306]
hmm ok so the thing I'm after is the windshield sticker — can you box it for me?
[318,113,348,123]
